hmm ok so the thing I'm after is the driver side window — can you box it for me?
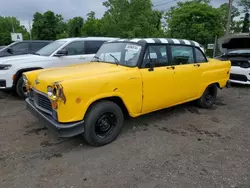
[62,41,85,56]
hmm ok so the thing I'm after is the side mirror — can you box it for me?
[54,49,68,57]
[7,48,13,54]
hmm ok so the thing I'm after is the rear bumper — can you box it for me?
[25,98,85,138]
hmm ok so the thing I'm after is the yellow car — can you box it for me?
[23,38,231,146]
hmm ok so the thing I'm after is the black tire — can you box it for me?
[83,100,124,146]
[197,84,217,109]
[16,76,27,99]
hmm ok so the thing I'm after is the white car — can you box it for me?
[0,37,118,97]
[217,34,250,85]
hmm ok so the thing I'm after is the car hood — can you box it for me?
[33,62,130,89]
[0,54,50,65]
[218,33,250,54]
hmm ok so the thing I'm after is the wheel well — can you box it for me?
[88,97,129,118]
[215,82,220,89]
[13,68,43,86]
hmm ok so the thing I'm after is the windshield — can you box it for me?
[92,42,142,67]
[228,49,250,54]
[36,41,66,56]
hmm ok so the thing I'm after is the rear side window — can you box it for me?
[63,41,85,55]
[11,42,29,52]
[85,41,105,54]
[170,45,194,65]
[30,42,50,52]
[195,48,207,63]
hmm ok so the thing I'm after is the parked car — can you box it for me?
[0,40,52,57]
[0,46,6,50]
[0,37,118,98]
[24,38,231,146]
[216,33,250,84]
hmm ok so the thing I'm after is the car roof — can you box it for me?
[15,40,52,43]
[108,38,203,48]
[56,37,119,42]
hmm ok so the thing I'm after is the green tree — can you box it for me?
[100,0,164,38]
[238,0,250,13]
[32,11,57,40]
[242,12,250,32]
[165,0,224,46]
[67,17,84,37]
[82,11,102,36]
[0,16,29,45]
[218,3,240,33]
[55,14,68,39]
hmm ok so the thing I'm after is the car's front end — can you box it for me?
[0,64,13,90]
[217,51,250,85]
[217,34,250,85]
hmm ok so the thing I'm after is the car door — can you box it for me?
[54,41,88,66]
[140,44,177,114]
[169,45,201,102]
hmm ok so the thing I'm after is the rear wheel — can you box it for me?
[16,76,27,99]
[197,84,217,108]
[83,100,124,146]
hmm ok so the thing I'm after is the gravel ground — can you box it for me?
[0,85,250,188]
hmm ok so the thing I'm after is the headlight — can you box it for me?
[23,75,28,84]
[47,83,66,103]
[0,64,12,70]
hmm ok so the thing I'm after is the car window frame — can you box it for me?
[84,40,106,55]
[193,46,208,63]
[168,44,196,66]
[10,42,30,53]
[30,42,50,53]
[61,40,86,56]
[140,43,169,69]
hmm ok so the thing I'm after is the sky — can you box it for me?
[0,0,229,31]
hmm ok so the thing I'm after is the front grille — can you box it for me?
[231,60,250,68]
[0,80,6,87]
[230,74,248,82]
[32,89,52,114]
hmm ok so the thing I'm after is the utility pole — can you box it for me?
[226,0,233,35]
[28,20,32,40]
[11,17,15,33]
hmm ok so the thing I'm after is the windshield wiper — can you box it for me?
[93,55,101,62]
[109,54,119,66]
[32,52,40,56]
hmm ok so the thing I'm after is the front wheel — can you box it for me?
[197,84,217,109]
[83,100,124,146]
[16,76,27,99]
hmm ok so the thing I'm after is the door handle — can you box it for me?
[166,66,175,70]
[79,56,86,59]
[194,63,200,67]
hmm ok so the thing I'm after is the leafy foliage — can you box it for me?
[218,3,240,33]
[0,16,29,45]
[32,11,57,40]
[82,12,102,36]
[242,13,250,33]
[101,0,164,38]
[1,0,250,46]
[165,0,224,46]
[67,17,84,37]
